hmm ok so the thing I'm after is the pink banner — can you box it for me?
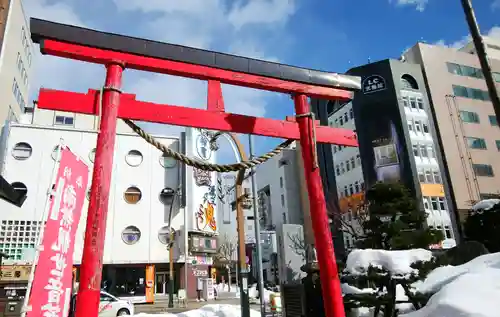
[27,146,89,317]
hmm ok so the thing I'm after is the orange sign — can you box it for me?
[145,265,155,303]
[421,184,445,197]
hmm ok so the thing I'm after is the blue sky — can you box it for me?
[25,0,500,163]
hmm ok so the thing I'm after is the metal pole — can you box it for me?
[460,0,500,123]
[75,63,124,317]
[293,94,345,317]
[169,230,175,308]
[249,135,266,317]
[210,133,250,317]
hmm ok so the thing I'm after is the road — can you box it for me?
[133,298,275,315]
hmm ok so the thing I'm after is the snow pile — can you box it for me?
[472,199,500,211]
[402,253,500,317]
[248,284,278,304]
[134,304,261,317]
[345,249,433,277]
[215,283,238,293]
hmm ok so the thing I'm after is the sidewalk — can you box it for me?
[134,298,246,314]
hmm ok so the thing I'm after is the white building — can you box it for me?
[328,102,364,251]
[0,116,220,301]
[0,0,33,125]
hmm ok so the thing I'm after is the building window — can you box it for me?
[281,194,285,207]
[409,97,417,109]
[402,96,409,108]
[465,137,487,150]
[414,120,422,132]
[496,140,500,151]
[346,160,351,172]
[54,115,74,126]
[11,79,26,111]
[11,182,28,197]
[425,170,433,183]
[447,62,484,79]
[401,74,419,90]
[350,157,355,169]
[422,123,429,133]
[339,116,344,125]
[460,111,480,123]
[452,85,490,101]
[420,144,428,158]
[121,226,141,245]
[0,220,41,260]
[412,144,419,157]
[489,115,498,126]
[344,113,348,123]
[356,154,361,165]
[444,225,452,239]
[354,181,360,193]
[349,108,354,119]
[160,154,177,168]
[423,197,430,210]
[418,169,426,183]
[430,197,439,210]
[89,149,96,163]
[279,177,284,188]
[433,171,441,183]
[335,165,340,176]
[340,162,345,173]
[124,186,142,204]
[125,150,143,167]
[473,164,494,177]
[344,186,348,196]
[349,184,354,196]
[416,98,424,110]
[12,142,32,160]
[158,226,172,245]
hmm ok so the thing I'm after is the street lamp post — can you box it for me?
[210,132,251,317]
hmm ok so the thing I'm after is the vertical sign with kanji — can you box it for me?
[27,146,89,317]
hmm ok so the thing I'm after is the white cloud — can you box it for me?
[493,0,500,10]
[390,0,428,12]
[25,0,297,160]
[433,26,500,49]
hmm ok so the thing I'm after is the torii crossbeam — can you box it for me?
[30,18,360,317]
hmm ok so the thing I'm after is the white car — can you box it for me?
[69,291,135,317]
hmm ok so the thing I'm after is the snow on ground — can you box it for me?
[401,252,500,317]
[214,283,278,303]
[472,199,500,211]
[134,304,261,317]
[345,248,433,277]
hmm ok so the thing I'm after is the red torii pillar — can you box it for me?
[31,19,359,317]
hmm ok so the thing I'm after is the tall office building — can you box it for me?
[0,0,32,124]
[316,59,459,251]
[404,37,500,222]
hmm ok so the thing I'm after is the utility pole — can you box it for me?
[460,0,500,123]
[249,135,266,317]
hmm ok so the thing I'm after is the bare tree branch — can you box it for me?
[325,190,368,241]
[287,232,307,261]
[215,233,237,264]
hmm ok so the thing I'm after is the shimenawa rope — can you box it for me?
[99,87,317,173]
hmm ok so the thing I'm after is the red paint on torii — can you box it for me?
[37,88,358,146]
[32,22,358,317]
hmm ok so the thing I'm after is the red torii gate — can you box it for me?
[30,18,360,317]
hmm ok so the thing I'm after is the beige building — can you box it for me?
[0,0,32,125]
[404,37,500,221]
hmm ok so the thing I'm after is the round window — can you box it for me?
[51,145,61,161]
[125,150,143,167]
[121,226,141,245]
[12,143,32,160]
[159,154,177,168]
[124,186,142,204]
[89,149,96,163]
[158,226,173,245]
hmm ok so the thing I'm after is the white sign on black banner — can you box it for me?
[362,75,386,94]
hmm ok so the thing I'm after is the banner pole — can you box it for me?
[21,139,64,317]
